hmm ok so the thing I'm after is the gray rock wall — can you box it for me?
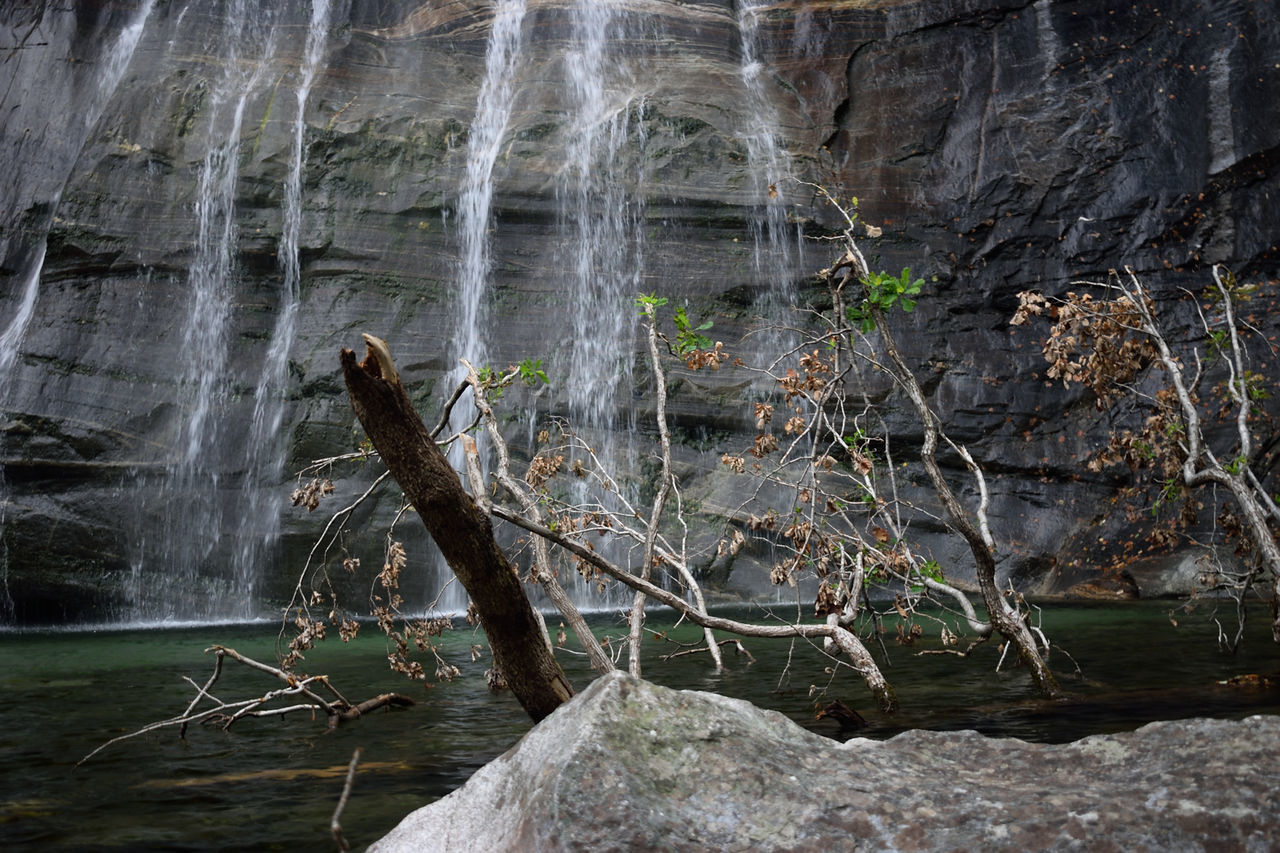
[0,0,1276,623]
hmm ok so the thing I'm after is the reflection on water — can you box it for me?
[1,602,1278,849]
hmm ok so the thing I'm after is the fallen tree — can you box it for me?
[337,330,900,712]
[339,335,574,722]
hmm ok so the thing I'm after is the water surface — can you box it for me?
[2,601,1277,850]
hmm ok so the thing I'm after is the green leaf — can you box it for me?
[635,292,668,313]
[518,357,549,387]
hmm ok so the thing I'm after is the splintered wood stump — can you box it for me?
[340,336,573,722]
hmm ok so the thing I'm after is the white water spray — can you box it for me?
[433,0,531,613]
[144,1,281,621]
[562,0,643,436]
[734,0,802,317]
[237,0,334,601]
[1035,0,1062,83]
[0,246,46,621]
[554,0,649,608]
[1207,45,1237,175]
[455,0,528,380]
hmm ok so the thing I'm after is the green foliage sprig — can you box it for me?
[518,357,549,387]
[477,357,551,402]
[636,293,716,356]
[848,268,925,333]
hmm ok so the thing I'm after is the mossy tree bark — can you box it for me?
[340,336,573,722]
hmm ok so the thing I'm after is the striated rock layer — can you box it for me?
[0,0,1277,622]
[369,672,1280,852]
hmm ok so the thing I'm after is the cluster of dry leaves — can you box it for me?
[1012,289,1158,405]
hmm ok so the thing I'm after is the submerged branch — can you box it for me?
[79,647,414,766]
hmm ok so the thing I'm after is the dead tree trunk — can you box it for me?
[340,335,573,722]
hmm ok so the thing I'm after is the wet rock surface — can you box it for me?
[370,671,1280,852]
[0,0,1277,621]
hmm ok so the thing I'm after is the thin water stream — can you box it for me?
[147,1,284,622]
[237,0,335,602]
[0,0,156,626]
[734,0,802,315]
[2,602,1277,850]
[436,0,531,614]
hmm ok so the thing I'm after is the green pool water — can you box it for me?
[2,601,1278,850]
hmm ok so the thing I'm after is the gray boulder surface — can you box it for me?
[370,671,1280,852]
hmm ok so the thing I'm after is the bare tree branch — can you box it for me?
[331,747,362,852]
[79,647,414,766]
[459,359,615,676]
[490,503,898,712]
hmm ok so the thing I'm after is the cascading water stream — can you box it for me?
[562,0,642,436]
[455,0,528,386]
[1207,45,1237,175]
[1035,0,1062,84]
[139,2,282,621]
[236,0,334,606]
[557,0,647,607]
[0,246,46,621]
[0,0,156,369]
[733,0,811,601]
[734,0,802,331]
[436,0,531,613]
[0,248,44,387]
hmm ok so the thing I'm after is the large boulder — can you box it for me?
[371,671,1280,852]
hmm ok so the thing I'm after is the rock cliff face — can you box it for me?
[0,0,1277,624]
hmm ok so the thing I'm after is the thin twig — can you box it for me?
[430,378,472,439]
[331,747,363,852]
[179,649,225,738]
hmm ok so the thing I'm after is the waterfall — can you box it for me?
[139,2,282,621]
[0,2,154,369]
[733,0,808,600]
[734,0,802,326]
[1035,0,1061,83]
[1207,45,1236,175]
[0,246,46,621]
[553,0,648,608]
[2,0,826,624]
[562,0,643,439]
[0,248,44,387]
[456,0,529,384]
[237,0,334,606]
[433,0,531,613]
